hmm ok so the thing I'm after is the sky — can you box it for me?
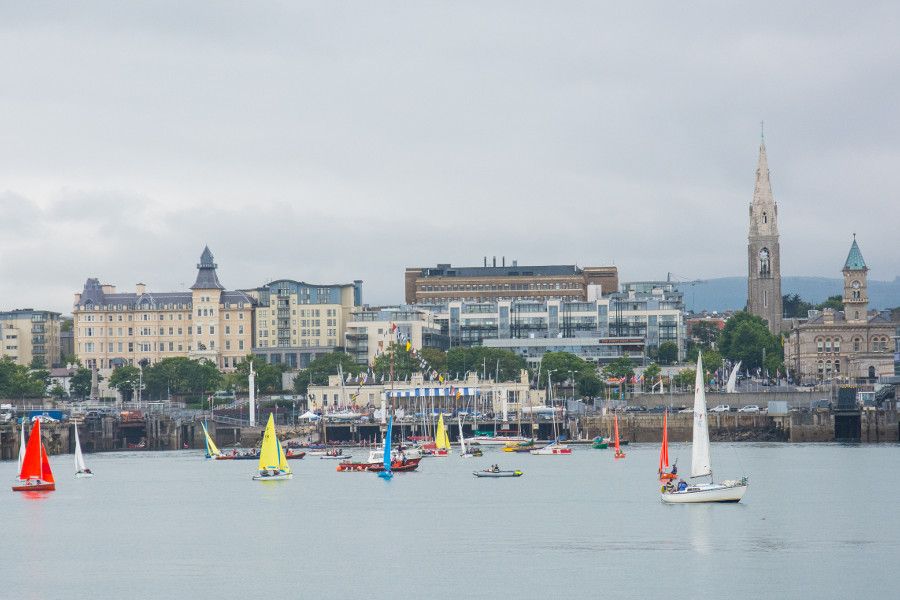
[2,1,899,314]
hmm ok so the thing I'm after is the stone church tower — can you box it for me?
[747,138,783,333]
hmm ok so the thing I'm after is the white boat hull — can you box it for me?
[75,471,94,478]
[252,472,293,481]
[660,481,747,504]
[465,436,529,446]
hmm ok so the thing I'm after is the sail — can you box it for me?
[435,413,450,450]
[258,414,280,471]
[17,419,26,474]
[725,361,741,393]
[613,414,621,452]
[276,438,291,473]
[458,416,466,454]
[202,421,221,457]
[659,410,669,474]
[40,444,55,483]
[74,424,87,472]
[383,416,393,473]
[19,419,45,480]
[691,355,712,478]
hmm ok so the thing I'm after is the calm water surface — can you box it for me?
[2,443,897,599]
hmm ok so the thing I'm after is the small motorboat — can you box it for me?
[366,458,420,473]
[473,468,523,478]
[285,450,306,460]
[529,442,572,455]
[592,436,608,449]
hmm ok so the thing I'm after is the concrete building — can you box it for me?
[0,309,62,367]
[72,247,255,373]
[244,279,362,368]
[344,306,448,366]
[307,370,543,414]
[417,282,684,366]
[405,259,618,305]
[785,237,895,383]
[747,137,783,333]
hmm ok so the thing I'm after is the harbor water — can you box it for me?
[3,443,897,599]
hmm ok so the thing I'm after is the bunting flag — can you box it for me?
[438,374,444,384]
[405,340,411,352]
[390,323,397,333]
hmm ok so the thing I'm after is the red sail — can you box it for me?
[18,419,44,480]
[40,443,55,483]
[659,410,669,473]
[613,414,620,451]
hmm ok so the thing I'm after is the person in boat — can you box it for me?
[677,479,687,492]
[260,470,269,478]
[664,480,675,493]
[670,461,677,476]
[82,468,92,474]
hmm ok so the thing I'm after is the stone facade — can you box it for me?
[785,238,895,383]
[747,140,783,333]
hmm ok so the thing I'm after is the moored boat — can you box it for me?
[529,440,572,455]
[592,436,608,449]
[474,466,522,478]
[202,421,221,459]
[74,423,93,478]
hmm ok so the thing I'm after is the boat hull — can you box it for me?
[530,446,572,455]
[12,480,55,492]
[660,482,748,504]
[252,472,293,481]
[465,436,529,446]
[473,470,523,478]
[75,471,95,478]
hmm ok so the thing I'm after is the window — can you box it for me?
[816,338,823,353]
[209,326,215,335]
[824,338,832,353]
[225,326,231,335]
[238,340,244,350]
[853,338,861,352]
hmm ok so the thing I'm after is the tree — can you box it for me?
[602,357,635,380]
[674,368,696,389]
[718,311,783,374]
[817,295,843,311]
[293,352,361,394]
[108,365,142,402]
[141,357,222,399]
[643,363,661,391]
[691,322,720,349]
[576,371,603,398]
[49,384,68,400]
[448,347,525,382]
[69,366,95,399]
[226,355,286,394]
[419,347,448,375]
[0,357,48,398]
[372,343,422,381]
[782,293,814,318]
[30,355,46,369]
[657,342,679,365]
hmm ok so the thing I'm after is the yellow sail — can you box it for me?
[258,414,281,471]
[203,422,221,456]
[277,438,291,473]
[435,413,451,450]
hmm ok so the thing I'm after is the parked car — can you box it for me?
[678,407,693,414]
[737,405,761,413]
[623,405,647,412]
[709,404,731,413]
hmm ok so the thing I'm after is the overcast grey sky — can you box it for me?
[2,1,898,313]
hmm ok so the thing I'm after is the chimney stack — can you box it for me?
[484,256,487,267]
[136,283,146,296]
[493,256,497,267]
[502,256,505,267]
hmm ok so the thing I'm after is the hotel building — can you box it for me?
[72,247,255,373]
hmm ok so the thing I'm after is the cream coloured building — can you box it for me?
[0,309,62,367]
[244,279,362,369]
[785,237,895,383]
[72,247,255,373]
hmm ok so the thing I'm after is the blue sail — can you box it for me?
[379,416,393,479]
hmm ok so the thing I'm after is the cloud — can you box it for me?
[1,1,899,313]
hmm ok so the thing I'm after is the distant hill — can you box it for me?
[681,276,900,313]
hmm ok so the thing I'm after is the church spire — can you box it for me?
[752,140,774,207]
[191,246,224,290]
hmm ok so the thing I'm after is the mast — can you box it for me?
[248,360,256,427]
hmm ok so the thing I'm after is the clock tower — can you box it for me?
[842,235,868,323]
[747,135,783,333]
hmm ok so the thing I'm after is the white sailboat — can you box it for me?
[661,355,747,504]
[17,419,26,474]
[74,423,94,478]
[725,361,741,393]
[459,416,480,458]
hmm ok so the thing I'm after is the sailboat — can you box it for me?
[17,419,26,474]
[459,416,481,457]
[74,423,93,478]
[252,414,292,481]
[433,413,451,456]
[725,361,742,393]
[529,394,572,455]
[12,419,56,492]
[661,355,748,503]
[613,414,625,459]
[201,421,221,459]
[658,410,676,481]
[378,416,394,480]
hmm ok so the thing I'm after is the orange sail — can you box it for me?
[659,410,670,477]
[40,444,55,484]
[614,414,625,459]
[18,419,44,480]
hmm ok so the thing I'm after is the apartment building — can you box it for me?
[0,309,62,367]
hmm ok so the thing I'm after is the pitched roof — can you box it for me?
[844,236,867,271]
[191,246,225,290]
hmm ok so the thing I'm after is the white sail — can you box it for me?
[690,354,712,479]
[74,424,87,472]
[17,419,26,474]
[458,416,466,454]
[725,361,741,394]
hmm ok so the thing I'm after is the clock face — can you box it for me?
[851,280,860,289]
